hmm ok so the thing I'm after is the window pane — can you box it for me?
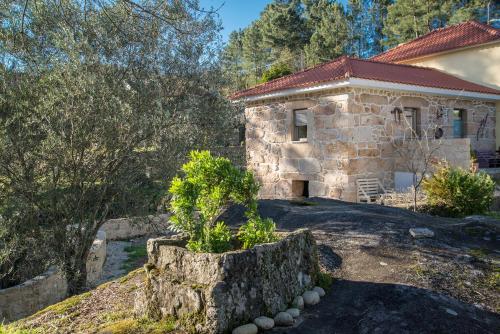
[293,109,308,141]
[453,109,463,120]
[294,111,307,126]
[297,125,307,139]
[452,109,463,138]
[403,107,418,138]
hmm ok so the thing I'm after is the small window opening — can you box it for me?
[452,109,465,138]
[292,180,309,198]
[403,107,420,138]
[293,109,308,141]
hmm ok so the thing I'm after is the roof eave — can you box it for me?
[393,39,500,64]
[235,77,500,103]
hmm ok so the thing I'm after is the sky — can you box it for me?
[199,0,272,42]
[199,0,349,43]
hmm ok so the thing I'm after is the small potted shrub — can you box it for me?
[137,151,319,333]
[168,150,278,252]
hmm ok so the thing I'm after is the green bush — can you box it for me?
[188,222,233,253]
[316,271,334,292]
[422,165,495,217]
[261,63,292,82]
[238,215,278,249]
[169,150,276,253]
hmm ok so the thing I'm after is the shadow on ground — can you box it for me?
[276,280,499,334]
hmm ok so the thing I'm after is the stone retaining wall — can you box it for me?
[101,214,170,240]
[86,230,107,286]
[0,214,171,323]
[137,229,319,334]
[0,266,68,323]
[0,231,107,323]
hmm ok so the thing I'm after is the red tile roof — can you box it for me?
[372,20,500,63]
[230,56,500,99]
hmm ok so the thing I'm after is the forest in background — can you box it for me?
[222,0,500,91]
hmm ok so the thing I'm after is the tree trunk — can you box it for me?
[65,259,88,295]
[413,185,417,212]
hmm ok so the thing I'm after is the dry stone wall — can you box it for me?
[245,87,495,201]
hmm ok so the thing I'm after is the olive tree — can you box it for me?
[0,0,236,292]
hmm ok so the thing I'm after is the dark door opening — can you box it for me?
[303,181,309,197]
[292,180,309,198]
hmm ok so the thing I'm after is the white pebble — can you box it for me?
[253,316,274,330]
[302,290,320,306]
[286,308,300,318]
[313,286,326,297]
[274,311,294,326]
[232,323,258,334]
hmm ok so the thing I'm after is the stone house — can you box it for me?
[230,22,500,202]
[372,20,500,148]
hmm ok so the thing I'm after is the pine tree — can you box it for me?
[447,0,497,25]
[259,0,310,60]
[347,0,391,58]
[222,30,246,91]
[382,0,493,48]
[368,0,391,56]
[347,0,367,57]
[242,22,271,86]
[304,0,348,66]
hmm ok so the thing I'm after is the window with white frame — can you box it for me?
[293,109,308,141]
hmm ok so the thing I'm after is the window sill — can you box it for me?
[291,140,308,143]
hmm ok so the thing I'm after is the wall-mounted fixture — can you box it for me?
[435,127,444,139]
[437,107,445,119]
[391,107,402,123]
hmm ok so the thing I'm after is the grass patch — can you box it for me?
[0,325,40,334]
[486,267,500,292]
[289,200,318,207]
[118,267,145,284]
[32,291,91,316]
[469,248,492,261]
[98,317,176,334]
[316,271,334,292]
[121,245,148,272]
[177,312,205,334]
[484,211,500,220]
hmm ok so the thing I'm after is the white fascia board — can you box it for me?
[349,78,500,101]
[237,77,500,102]
[235,80,350,102]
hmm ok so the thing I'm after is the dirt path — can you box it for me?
[98,237,150,285]
[224,198,500,333]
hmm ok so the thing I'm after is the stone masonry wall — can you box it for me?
[137,229,319,334]
[245,87,495,202]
